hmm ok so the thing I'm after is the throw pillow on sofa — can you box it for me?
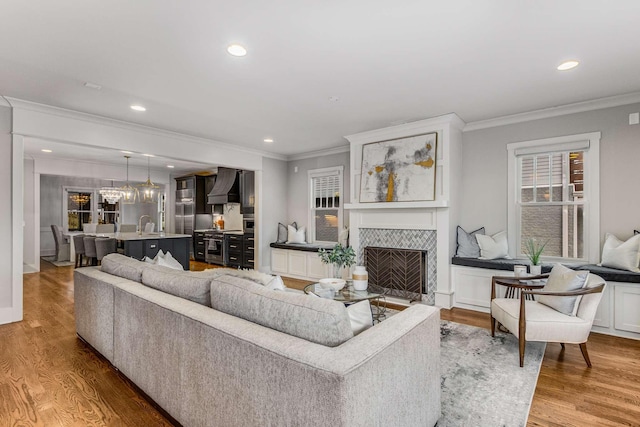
[476,231,509,259]
[156,251,183,270]
[600,232,640,272]
[455,226,485,258]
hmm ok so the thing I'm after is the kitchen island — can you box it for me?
[68,232,192,270]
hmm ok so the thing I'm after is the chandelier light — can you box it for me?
[138,156,160,203]
[69,193,91,205]
[99,180,122,204]
[120,155,138,204]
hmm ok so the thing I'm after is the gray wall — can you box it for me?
[287,151,350,230]
[460,102,640,246]
[0,105,11,308]
[260,157,288,271]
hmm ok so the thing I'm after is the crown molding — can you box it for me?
[4,97,288,161]
[464,91,640,132]
[287,144,349,161]
[344,112,465,145]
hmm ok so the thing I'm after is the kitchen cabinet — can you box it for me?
[193,232,206,262]
[121,235,191,269]
[240,170,255,215]
[225,234,243,268]
[243,233,255,269]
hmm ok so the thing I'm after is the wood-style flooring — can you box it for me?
[1,260,638,426]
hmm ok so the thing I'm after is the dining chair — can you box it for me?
[95,238,117,265]
[72,234,86,268]
[50,224,70,262]
[83,236,97,266]
[96,224,115,234]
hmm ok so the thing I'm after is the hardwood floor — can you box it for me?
[1,261,638,426]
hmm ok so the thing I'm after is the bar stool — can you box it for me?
[83,236,97,266]
[95,238,117,265]
[72,234,86,268]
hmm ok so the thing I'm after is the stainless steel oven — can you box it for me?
[204,231,224,265]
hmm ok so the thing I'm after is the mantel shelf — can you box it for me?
[344,200,449,210]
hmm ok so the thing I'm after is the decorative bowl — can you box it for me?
[319,278,346,293]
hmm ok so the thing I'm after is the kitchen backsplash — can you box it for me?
[222,203,243,230]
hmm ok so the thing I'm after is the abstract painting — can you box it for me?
[359,132,437,202]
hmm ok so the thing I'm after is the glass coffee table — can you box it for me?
[304,282,387,322]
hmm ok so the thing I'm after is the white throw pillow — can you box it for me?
[143,256,155,264]
[537,263,589,316]
[156,251,183,270]
[286,225,306,244]
[346,300,374,335]
[265,275,286,291]
[152,250,165,264]
[476,231,509,259]
[600,233,640,272]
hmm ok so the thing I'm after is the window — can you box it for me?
[309,166,344,243]
[507,132,600,263]
[66,190,93,231]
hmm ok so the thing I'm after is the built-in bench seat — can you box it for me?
[270,242,334,281]
[450,257,640,340]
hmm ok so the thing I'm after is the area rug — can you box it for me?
[41,256,75,267]
[438,321,545,427]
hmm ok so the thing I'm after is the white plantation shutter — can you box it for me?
[309,167,343,243]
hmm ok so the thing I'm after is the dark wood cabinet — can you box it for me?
[242,233,255,269]
[176,175,213,215]
[240,170,255,215]
[122,237,190,269]
[194,232,206,262]
[225,234,243,268]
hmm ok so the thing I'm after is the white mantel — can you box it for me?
[344,113,465,308]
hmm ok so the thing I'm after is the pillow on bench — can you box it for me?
[455,226,485,258]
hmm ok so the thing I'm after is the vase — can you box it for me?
[352,265,368,291]
[529,264,542,276]
[332,264,343,279]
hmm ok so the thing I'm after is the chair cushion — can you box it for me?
[537,263,588,316]
[210,275,353,347]
[492,298,592,343]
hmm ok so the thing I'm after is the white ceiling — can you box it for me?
[3,0,640,158]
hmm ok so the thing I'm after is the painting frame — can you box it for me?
[358,132,437,203]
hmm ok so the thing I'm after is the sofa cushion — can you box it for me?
[142,265,212,306]
[101,253,148,282]
[210,275,354,347]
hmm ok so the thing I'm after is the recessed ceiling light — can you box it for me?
[120,150,133,154]
[130,105,146,112]
[227,44,247,57]
[328,96,340,102]
[264,138,274,143]
[557,60,580,71]
[167,165,175,169]
[41,149,52,153]
[142,153,155,157]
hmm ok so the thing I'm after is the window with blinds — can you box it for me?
[309,166,343,243]
[518,151,585,259]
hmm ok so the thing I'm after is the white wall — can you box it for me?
[460,102,640,246]
[23,159,37,270]
[287,151,350,230]
[260,157,288,272]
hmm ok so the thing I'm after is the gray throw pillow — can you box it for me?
[276,221,297,243]
[455,226,485,258]
[537,263,588,316]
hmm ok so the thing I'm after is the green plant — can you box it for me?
[523,237,547,265]
[318,243,356,269]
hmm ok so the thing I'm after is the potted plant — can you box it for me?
[318,243,356,279]
[523,237,547,275]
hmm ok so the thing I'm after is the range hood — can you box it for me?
[207,167,240,205]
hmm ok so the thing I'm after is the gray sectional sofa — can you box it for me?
[74,254,441,427]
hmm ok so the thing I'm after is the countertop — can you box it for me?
[194,229,244,235]
[85,232,191,241]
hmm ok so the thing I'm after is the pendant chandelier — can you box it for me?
[99,180,122,204]
[120,155,138,204]
[69,193,91,205]
[138,156,160,203]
